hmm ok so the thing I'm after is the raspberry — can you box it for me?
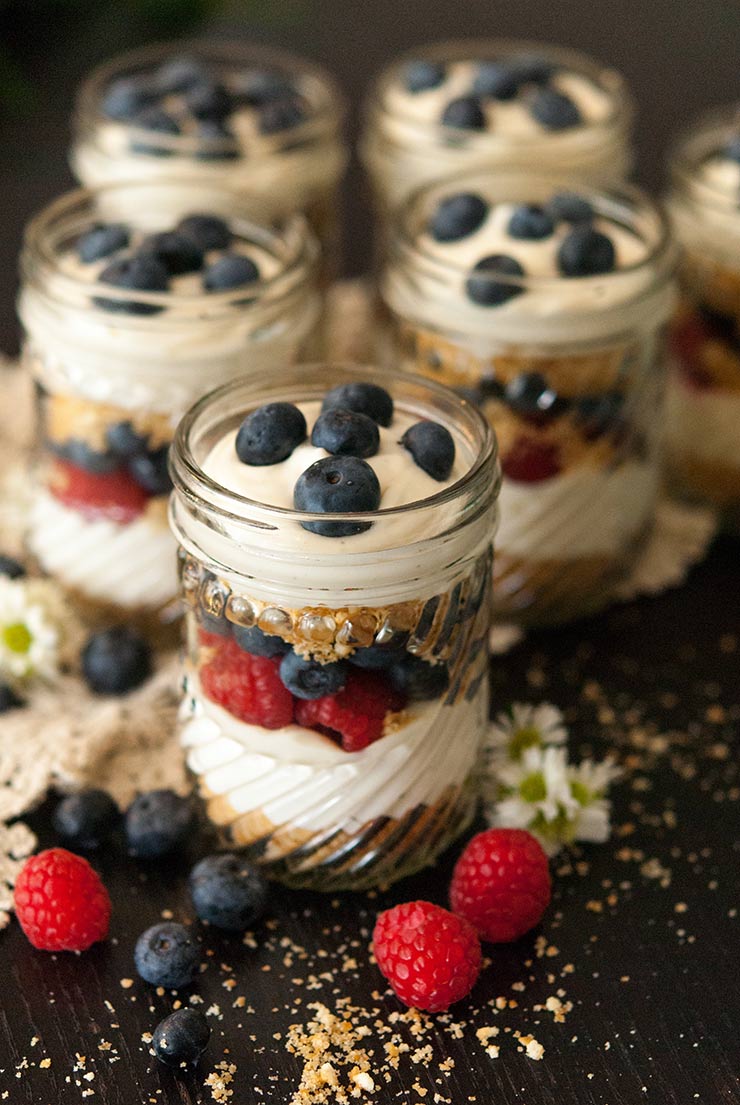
[501,437,561,483]
[372,900,481,1012]
[670,314,713,390]
[294,668,405,751]
[199,638,293,728]
[49,459,148,523]
[13,848,111,951]
[449,828,551,943]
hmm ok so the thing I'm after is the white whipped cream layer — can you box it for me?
[28,491,178,609]
[665,370,740,468]
[181,676,487,831]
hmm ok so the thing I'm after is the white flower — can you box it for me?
[0,576,61,684]
[565,759,622,845]
[491,746,577,855]
[487,702,568,763]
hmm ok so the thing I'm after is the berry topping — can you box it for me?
[233,624,290,657]
[373,900,481,1012]
[106,420,150,458]
[279,652,347,700]
[321,382,394,427]
[139,230,204,275]
[311,408,380,459]
[574,392,625,439]
[134,921,199,988]
[258,97,307,135]
[294,456,381,538]
[389,656,449,701]
[130,107,181,155]
[77,222,130,263]
[189,853,269,931]
[504,372,561,421]
[512,54,556,84]
[501,437,561,483]
[14,848,111,951]
[234,69,295,106]
[546,192,594,224]
[0,681,24,713]
[429,192,488,243]
[52,438,119,474]
[152,1009,210,1068]
[530,87,582,130]
[472,61,519,100]
[294,667,404,752]
[155,55,208,94]
[403,59,446,93]
[196,118,239,159]
[125,789,195,859]
[203,252,260,291]
[49,459,149,523]
[199,639,294,728]
[0,554,25,579]
[507,204,554,241]
[558,225,616,277]
[185,79,232,121]
[95,255,169,315]
[399,420,455,481]
[177,213,232,252]
[82,626,152,696]
[101,76,157,121]
[724,134,740,163]
[235,402,307,466]
[53,788,120,850]
[441,95,486,130]
[128,445,172,495]
[348,643,405,671]
[449,827,551,943]
[465,254,525,307]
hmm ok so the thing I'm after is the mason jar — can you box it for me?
[380,173,677,626]
[18,180,320,634]
[362,39,633,220]
[71,39,347,273]
[170,365,499,890]
[664,104,740,524]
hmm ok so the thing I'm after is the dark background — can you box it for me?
[1,0,740,355]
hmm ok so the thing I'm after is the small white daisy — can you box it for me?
[566,758,622,845]
[487,702,568,763]
[0,576,61,684]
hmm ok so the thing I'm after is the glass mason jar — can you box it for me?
[70,39,347,273]
[361,39,633,219]
[18,180,320,635]
[380,173,677,626]
[664,105,740,525]
[170,365,499,890]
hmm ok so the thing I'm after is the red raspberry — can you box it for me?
[294,668,405,752]
[199,639,293,729]
[14,848,111,952]
[449,828,551,943]
[372,900,481,1012]
[49,459,148,523]
[501,438,561,483]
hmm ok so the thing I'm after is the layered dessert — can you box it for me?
[665,106,740,519]
[71,40,346,268]
[381,175,676,625]
[19,183,320,631]
[171,368,498,890]
[362,40,632,216]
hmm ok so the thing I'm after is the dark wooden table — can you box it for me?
[1,535,739,1104]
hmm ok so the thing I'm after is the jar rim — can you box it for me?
[668,102,740,216]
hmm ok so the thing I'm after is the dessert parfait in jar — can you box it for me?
[380,174,677,625]
[664,105,740,524]
[18,180,320,634]
[171,365,499,890]
[71,40,347,269]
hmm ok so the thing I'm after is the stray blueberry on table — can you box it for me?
[128,445,172,495]
[94,255,169,315]
[233,624,290,657]
[77,223,130,264]
[106,421,149,458]
[311,408,380,459]
[235,402,307,466]
[429,192,488,243]
[321,382,394,427]
[177,213,232,252]
[472,61,519,100]
[155,55,208,94]
[125,789,195,859]
[530,88,582,130]
[440,95,486,131]
[507,204,554,241]
[279,652,347,699]
[294,455,381,537]
[139,231,204,275]
[185,79,232,121]
[134,921,199,988]
[558,225,616,276]
[465,253,525,307]
[389,656,450,701]
[129,107,181,156]
[546,192,594,224]
[53,788,120,850]
[403,59,446,93]
[0,681,24,713]
[258,96,307,134]
[101,76,157,121]
[81,625,152,695]
[400,420,455,481]
[152,1009,210,1067]
[203,253,260,291]
[0,554,27,579]
[189,853,269,931]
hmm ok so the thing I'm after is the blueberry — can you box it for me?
[0,681,24,713]
[399,421,455,481]
[507,204,554,241]
[575,392,625,438]
[125,789,195,859]
[82,625,152,695]
[196,118,239,160]
[546,192,594,224]
[429,192,488,243]
[0,555,25,579]
[258,96,307,134]
[53,438,119,474]
[53,788,120,849]
[152,1009,210,1067]
[472,61,519,100]
[77,223,130,264]
[233,624,289,657]
[311,409,379,459]
[530,88,581,130]
[558,226,616,277]
[440,96,486,130]
[235,402,306,466]
[504,372,554,417]
[129,107,181,156]
[198,607,232,638]
[294,456,381,538]
[94,255,169,316]
[321,383,393,428]
[512,54,556,84]
[279,652,347,699]
[348,644,403,671]
[185,79,232,121]
[234,68,295,106]
[403,59,446,93]
[139,231,204,275]
[465,254,525,306]
[134,922,199,988]
[724,134,740,163]
[389,656,449,700]
[203,253,260,291]
[189,853,269,931]
[177,213,232,252]
[128,445,172,495]
[101,76,158,121]
[106,420,149,458]
[155,55,208,94]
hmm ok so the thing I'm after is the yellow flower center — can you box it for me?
[571,780,592,807]
[2,622,32,654]
[509,725,542,760]
[519,772,547,803]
